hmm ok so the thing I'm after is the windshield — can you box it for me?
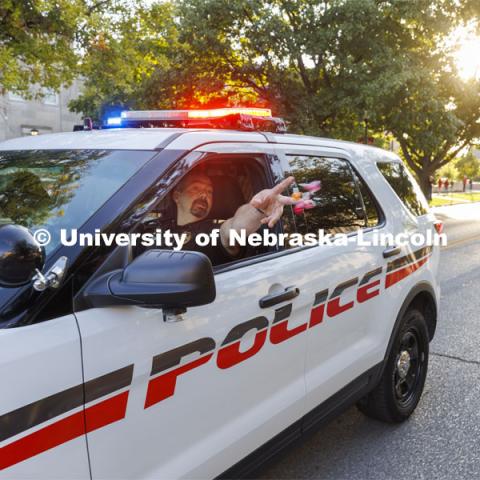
[0,149,155,254]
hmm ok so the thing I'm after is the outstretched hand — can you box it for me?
[250,176,296,228]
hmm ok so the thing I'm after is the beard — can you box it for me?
[190,198,209,218]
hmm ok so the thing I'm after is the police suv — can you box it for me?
[0,108,440,478]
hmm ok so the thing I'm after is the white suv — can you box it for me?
[0,109,439,479]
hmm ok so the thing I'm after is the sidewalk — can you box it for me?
[431,201,480,219]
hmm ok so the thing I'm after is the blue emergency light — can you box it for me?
[106,117,122,126]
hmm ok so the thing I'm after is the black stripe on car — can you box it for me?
[150,338,216,377]
[387,246,432,272]
[0,364,133,443]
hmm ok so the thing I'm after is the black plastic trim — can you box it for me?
[348,162,387,229]
[259,286,299,308]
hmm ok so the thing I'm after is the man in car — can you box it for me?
[168,169,296,265]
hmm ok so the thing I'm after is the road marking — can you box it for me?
[442,233,480,250]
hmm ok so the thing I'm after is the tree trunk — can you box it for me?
[417,170,434,201]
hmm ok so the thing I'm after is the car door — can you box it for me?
[0,147,163,479]
[0,314,90,478]
[73,149,309,479]
[272,144,393,417]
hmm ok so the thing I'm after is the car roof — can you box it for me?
[0,127,400,162]
[0,128,267,151]
[270,133,401,162]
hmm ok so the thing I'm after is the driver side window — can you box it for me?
[130,155,276,267]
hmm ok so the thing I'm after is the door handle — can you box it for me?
[259,286,300,309]
[383,246,401,258]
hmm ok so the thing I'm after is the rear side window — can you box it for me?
[377,162,429,217]
[282,155,373,235]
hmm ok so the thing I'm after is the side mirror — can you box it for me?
[0,224,45,288]
[82,249,216,311]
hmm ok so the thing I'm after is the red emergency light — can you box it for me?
[118,108,286,133]
[187,108,272,118]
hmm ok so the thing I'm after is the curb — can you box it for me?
[431,201,480,212]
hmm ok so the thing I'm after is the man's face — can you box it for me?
[173,173,213,222]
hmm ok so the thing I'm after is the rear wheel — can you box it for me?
[358,308,429,422]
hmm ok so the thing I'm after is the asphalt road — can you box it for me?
[258,203,480,480]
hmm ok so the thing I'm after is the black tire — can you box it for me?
[357,308,429,423]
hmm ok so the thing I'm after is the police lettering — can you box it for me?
[145,266,385,408]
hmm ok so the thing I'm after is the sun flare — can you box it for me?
[451,25,480,80]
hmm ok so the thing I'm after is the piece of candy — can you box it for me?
[299,180,321,193]
[293,201,305,215]
[293,198,317,215]
[293,206,304,215]
[291,191,302,201]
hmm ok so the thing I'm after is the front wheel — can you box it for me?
[358,308,429,423]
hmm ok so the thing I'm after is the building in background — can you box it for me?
[0,81,83,141]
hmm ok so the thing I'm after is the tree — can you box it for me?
[179,2,475,120]
[0,1,126,98]
[379,53,480,198]
[456,151,480,180]
[437,162,459,181]
[71,0,480,197]
[76,0,462,129]
[176,0,451,137]
[1,1,84,96]
[69,2,181,120]
[174,0,480,198]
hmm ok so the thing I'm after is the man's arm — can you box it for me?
[220,177,296,256]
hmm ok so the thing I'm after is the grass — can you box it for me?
[448,192,480,201]
[430,197,455,207]
[430,191,480,207]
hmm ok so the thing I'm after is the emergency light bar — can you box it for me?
[109,108,286,133]
[121,108,272,121]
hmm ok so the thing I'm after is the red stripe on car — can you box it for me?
[0,392,128,470]
[385,255,430,288]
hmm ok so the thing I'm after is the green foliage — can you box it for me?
[70,1,181,119]
[455,151,480,180]
[0,170,55,225]
[173,0,480,194]
[174,0,432,136]
[0,1,141,99]
[0,1,91,97]
[437,162,459,181]
[67,0,480,196]
[384,66,480,192]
